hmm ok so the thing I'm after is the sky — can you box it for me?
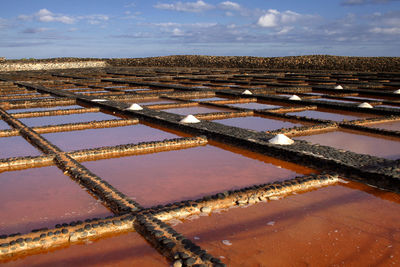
[0,0,399,59]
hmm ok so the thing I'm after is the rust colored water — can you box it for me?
[19,112,117,127]
[43,124,179,151]
[0,136,41,158]
[366,121,400,131]
[7,105,82,113]
[288,109,372,122]
[214,116,303,132]
[0,167,112,235]
[227,103,281,110]
[295,129,400,159]
[83,144,315,208]
[174,181,400,267]
[162,106,231,116]
[2,232,167,266]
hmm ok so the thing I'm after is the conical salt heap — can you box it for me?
[126,103,143,111]
[334,85,343,89]
[289,95,301,101]
[394,89,400,94]
[358,102,373,108]
[242,90,252,95]
[268,134,294,145]
[180,115,200,123]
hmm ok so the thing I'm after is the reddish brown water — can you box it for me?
[214,116,304,132]
[366,121,400,131]
[43,124,179,151]
[174,181,400,267]
[83,144,315,207]
[162,106,231,115]
[0,167,112,235]
[295,129,400,159]
[0,136,42,158]
[227,103,281,110]
[2,232,167,266]
[19,112,117,127]
[288,109,373,122]
[7,105,82,113]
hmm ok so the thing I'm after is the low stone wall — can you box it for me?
[1,55,400,72]
[0,60,107,72]
[107,55,400,72]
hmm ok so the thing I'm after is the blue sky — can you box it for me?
[1,0,399,59]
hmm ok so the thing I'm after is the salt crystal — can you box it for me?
[289,95,301,101]
[242,90,252,95]
[126,103,143,110]
[268,134,294,145]
[358,102,373,108]
[180,114,200,123]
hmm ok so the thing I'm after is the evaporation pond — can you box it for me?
[19,112,116,127]
[7,105,82,113]
[295,129,400,160]
[366,120,400,131]
[2,232,167,267]
[162,106,230,115]
[0,166,112,234]
[0,119,10,130]
[213,116,303,132]
[175,181,400,267]
[193,97,228,102]
[0,136,41,158]
[288,109,372,121]
[83,144,315,207]
[227,103,281,109]
[43,124,179,151]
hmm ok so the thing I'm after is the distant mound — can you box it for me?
[107,55,400,72]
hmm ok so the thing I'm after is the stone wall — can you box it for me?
[0,60,107,72]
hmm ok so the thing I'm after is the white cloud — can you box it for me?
[31,9,75,24]
[342,0,400,5]
[18,9,109,25]
[154,1,214,12]
[79,14,109,25]
[257,9,317,31]
[172,28,185,36]
[257,9,281,27]
[370,27,400,34]
[219,1,241,10]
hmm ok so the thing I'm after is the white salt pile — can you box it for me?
[242,90,252,95]
[394,89,400,94]
[180,114,200,123]
[268,134,294,145]
[289,95,301,101]
[358,102,373,108]
[334,85,343,89]
[91,99,107,102]
[126,103,143,110]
